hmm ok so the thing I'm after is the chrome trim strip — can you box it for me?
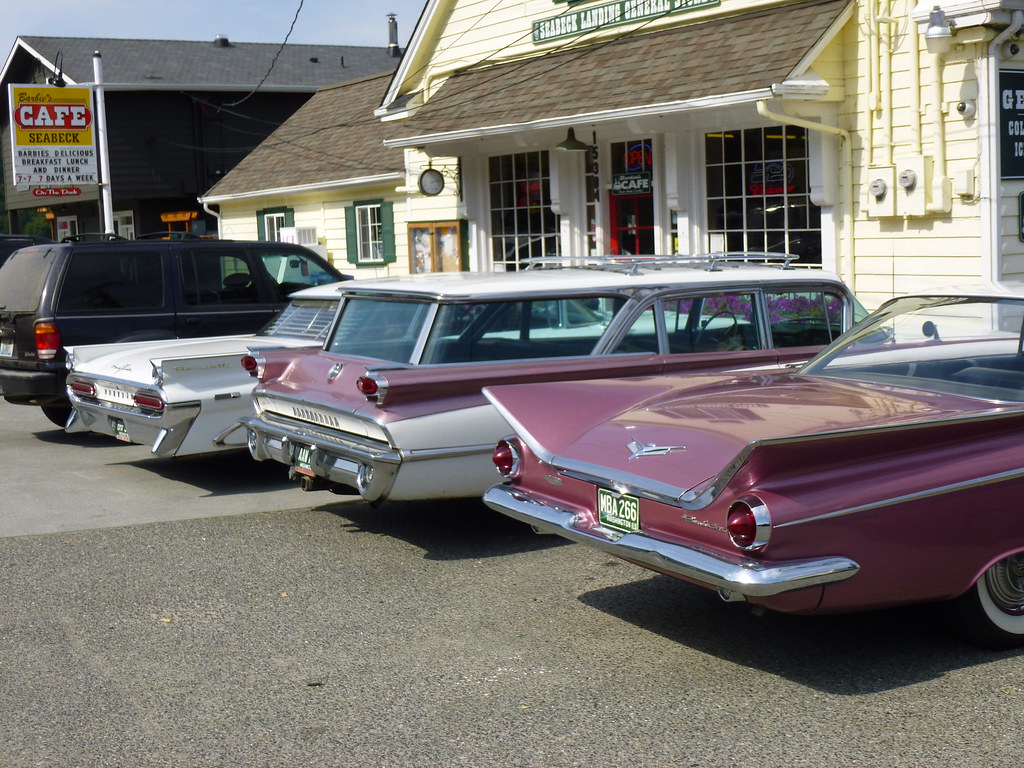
[483,485,859,597]
[251,411,397,462]
[254,389,387,433]
[212,420,245,446]
[778,466,1024,528]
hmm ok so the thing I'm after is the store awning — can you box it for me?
[386,0,851,149]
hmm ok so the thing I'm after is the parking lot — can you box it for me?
[1,398,1023,767]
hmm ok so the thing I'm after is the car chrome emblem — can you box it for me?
[111,363,132,373]
[627,438,686,461]
[327,362,343,382]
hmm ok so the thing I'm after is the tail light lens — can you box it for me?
[356,373,388,403]
[492,438,521,479]
[34,322,61,360]
[133,392,165,413]
[726,496,771,551]
[240,354,264,378]
[70,380,96,398]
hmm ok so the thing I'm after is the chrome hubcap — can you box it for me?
[985,554,1024,616]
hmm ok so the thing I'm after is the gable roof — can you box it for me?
[201,70,409,201]
[4,35,400,91]
[387,0,849,145]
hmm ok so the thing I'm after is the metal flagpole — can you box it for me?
[92,51,114,234]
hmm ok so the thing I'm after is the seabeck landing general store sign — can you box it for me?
[534,0,720,43]
[8,85,98,188]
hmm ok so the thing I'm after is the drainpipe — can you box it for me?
[984,11,1024,283]
[926,47,953,214]
[756,101,855,290]
[202,202,221,236]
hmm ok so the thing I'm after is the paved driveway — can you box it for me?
[1,399,1022,767]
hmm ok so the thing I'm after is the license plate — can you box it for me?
[597,487,641,534]
[0,339,12,357]
[293,444,315,476]
[108,416,131,442]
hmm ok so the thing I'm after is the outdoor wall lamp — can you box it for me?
[924,6,955,55]
[555,128,588,151]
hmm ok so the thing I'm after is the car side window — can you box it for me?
[422,297,623,363]
[179,249,259,306]
[612,292,759,354]
[256,249,336,301]
[766,289,845,347]
[56,250,164,311]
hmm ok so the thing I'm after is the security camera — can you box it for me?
[1003,41,1022,58]
[956,100,977,118]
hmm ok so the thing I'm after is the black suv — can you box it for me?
[0,239,346,424]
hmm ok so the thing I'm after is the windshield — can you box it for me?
[802,295,1024,401]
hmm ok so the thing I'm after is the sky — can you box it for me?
[1,0,428,54]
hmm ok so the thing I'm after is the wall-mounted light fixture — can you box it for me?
[924,6,955,55]
[555,128,588,151]
[46,51,66,87]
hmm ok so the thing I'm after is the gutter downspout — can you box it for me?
[757,101,854,290]
[984,11,1024,283]
[202,202,221,237]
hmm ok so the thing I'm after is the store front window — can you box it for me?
[489,151,560,270]
[705,127,821,265]
[609,138,655,255]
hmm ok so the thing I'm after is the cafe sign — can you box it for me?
[8,85,99,187]
[612,171,652,195]
[534,0,720,43]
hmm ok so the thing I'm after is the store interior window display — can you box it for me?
[489,151,561,270]
[705,127,822,265]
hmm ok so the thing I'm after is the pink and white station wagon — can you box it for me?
[241,254,863,504]
[483,287,1024,648]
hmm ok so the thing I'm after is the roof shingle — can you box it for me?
[203,70,408,197]
[405,0,848,133]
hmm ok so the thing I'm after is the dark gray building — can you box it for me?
[1,30,401,237]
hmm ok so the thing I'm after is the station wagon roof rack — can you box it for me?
[523,252,798,275]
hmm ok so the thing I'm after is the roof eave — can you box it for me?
[200,172,404,204]
[383,87,776,149]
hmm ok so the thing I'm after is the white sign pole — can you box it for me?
[92,51,114,234]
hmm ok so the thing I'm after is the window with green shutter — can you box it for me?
[345,200,395,266]
[256,206,294,241]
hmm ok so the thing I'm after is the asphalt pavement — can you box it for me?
[1,399,1023,767]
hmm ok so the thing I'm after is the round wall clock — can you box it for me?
[417,168,445,196]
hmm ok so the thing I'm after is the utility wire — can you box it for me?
[226,0,305,107]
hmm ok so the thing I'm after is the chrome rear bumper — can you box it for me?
[483,484,860,598]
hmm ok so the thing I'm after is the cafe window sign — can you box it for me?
[612,139,654,196]
[533,0,720,43]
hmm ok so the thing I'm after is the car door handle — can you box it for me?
[184,316,201,324]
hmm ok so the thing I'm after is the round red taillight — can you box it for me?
[356,376,378,396]
[492,439,521,479]
[726,497,770,551]
[241,355,258,372]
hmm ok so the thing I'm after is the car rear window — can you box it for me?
[0,246,57,312]
[261,299,339,341]
[56,249,165,311]
[327,298,432,362]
